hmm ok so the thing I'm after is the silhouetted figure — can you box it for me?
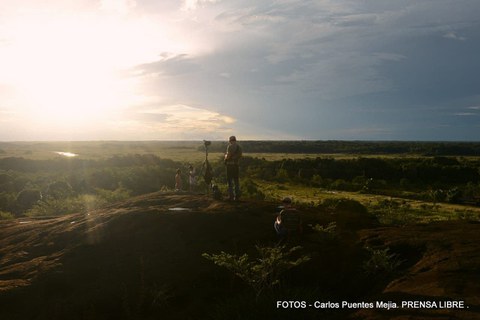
[274,197,302,245]
[224,136,242,201]
[203,140,213,192]
[175,169,182,191]
[189,165,196,192]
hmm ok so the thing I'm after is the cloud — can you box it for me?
[443,31,466,41]
[134,54,200,77]
[454,112,476,116]
[374,52,407,62]
[100,0,137,15]
[0,109,15,122]
[1,0,480,140]
[334,13,379,27]
[219,72,231,78]
[111,104,237,139]
[182,0,221,11]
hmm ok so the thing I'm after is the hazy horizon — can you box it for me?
[2,139,480,143]
[1,1,479,141]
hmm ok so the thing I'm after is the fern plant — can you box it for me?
[203,245,310,299]
[363,247,403,275]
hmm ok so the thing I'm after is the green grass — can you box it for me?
[2,141,479,224]
[0,211,14,220]
[256,180,480,224]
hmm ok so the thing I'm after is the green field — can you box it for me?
[1,140,480,224]
[257,180,480,224]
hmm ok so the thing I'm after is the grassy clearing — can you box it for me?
[256,180,480,224]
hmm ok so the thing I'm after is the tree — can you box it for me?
[16,189,42,214]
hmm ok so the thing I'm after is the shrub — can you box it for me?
[203,245,310,299]
[311,174,323,187]
[0,173,13,184]
[275,169,290,183]
[26,197,86,216]
[240,179,266,200]
[373,199,416,225]
[320,197,367,214]
[45,181,75,199]
[363,247,403,275]
[95,187,131,203]
[0,211,14,220]
[16,189,42,212]
[312,222,337,239]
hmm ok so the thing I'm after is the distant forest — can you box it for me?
[201,140,480,156]
[1,141,480,218]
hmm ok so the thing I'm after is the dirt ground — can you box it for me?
[0,192,479,319]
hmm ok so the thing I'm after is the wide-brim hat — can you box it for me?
[282,197,292,204]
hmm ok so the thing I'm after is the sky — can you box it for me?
[0,0,479,141]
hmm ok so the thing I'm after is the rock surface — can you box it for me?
[0,192,479,319]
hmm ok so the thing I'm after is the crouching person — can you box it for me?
[274,197,302,245]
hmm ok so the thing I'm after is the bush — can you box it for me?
[311,174,323,187]
[26,197,87,216]
[320,197,367,214]
[45,181,74,199]
[312,222,337,240]
[203,245,310,299]
[275,169,290,183]
[95,187,131,203]
[16,189,42,212]
[0,192,16,214]
[240,179,266,200]
[0,211,14,220]
[363,247,403,275]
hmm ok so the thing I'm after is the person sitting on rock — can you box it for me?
[274,197,302,244]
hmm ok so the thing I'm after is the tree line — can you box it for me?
[237,156,480,204]
[1,153,480,218]
[200,140,480,156]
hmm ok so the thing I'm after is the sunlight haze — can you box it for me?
[0,0,479,140]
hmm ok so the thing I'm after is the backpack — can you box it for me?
[228,144,242,163]
[235,145,243,160]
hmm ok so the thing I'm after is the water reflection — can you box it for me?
[55,151,78,157]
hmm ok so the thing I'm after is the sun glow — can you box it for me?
[0,6,193,129]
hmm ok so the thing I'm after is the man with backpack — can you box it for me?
[224,135,242,201]
[274,197,302,244]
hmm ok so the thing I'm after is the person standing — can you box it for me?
[188,165,197,192]
[224,135,242,201]
[175,169,182,191]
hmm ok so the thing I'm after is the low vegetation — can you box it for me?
[203,245,311,299]
[0,141,479,224]
[363,247,404,275]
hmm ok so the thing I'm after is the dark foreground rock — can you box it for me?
[0,192,478,319]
